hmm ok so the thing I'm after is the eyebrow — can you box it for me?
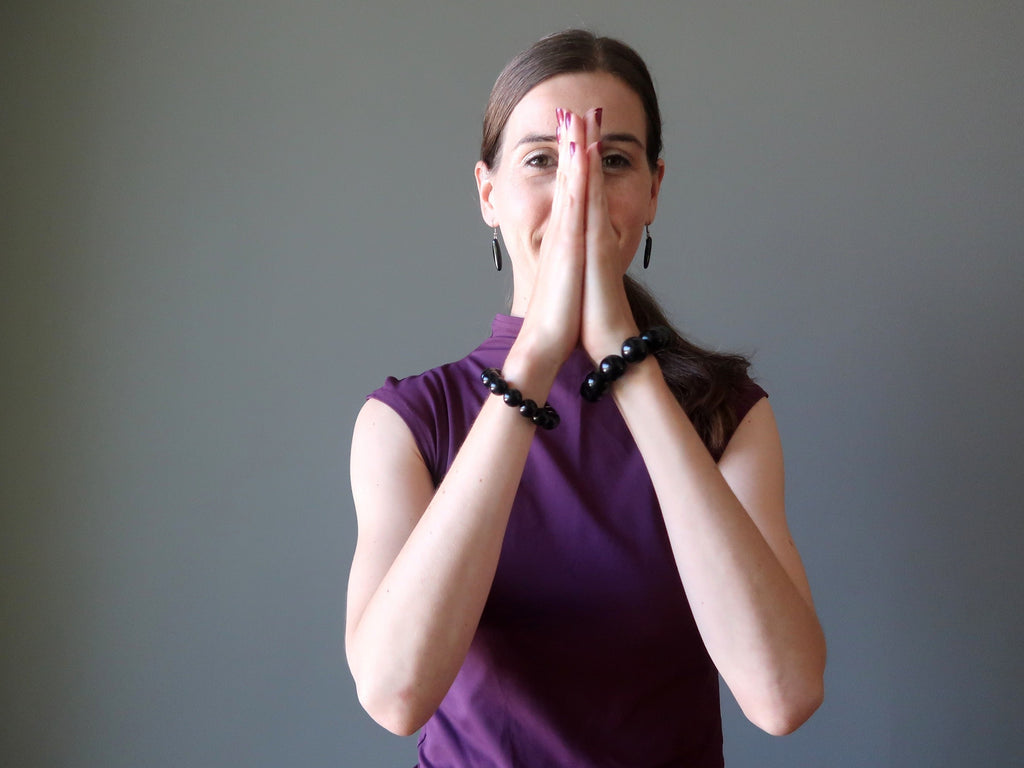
[514,133,557,148]
[602,132,644,148]
[513,132,645,149]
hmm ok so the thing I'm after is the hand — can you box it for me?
[514,107,589,371]
[579,108,640,362]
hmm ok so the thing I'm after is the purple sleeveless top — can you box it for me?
[369,315,766,768]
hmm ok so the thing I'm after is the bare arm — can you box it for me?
[577,109,825,734]
[346,106,591,735]
[345,350,556,736]
[611,364,825,734]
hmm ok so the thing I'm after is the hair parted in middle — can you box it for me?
[480,29,663,171]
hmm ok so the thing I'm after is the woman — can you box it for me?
[346,30,825,766]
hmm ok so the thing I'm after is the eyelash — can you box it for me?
[523,151,632,170]
[602,153,631,170]
[524,152,556,169]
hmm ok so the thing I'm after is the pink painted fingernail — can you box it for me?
[595,107,603,127]
[565,111,572,129]
[569,141,576,158]
[556,107,563,127]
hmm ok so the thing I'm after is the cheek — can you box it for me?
[606,189,649,233]
[508,183,555,231]
[605,190,649,266]
[526,180,556,219]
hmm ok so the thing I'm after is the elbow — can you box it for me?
[349,650,436,736]
[747,625,827,735]
[355,676,433,736]
[739,661,825,736]
[750,680,824,736]
[347,632,440,736]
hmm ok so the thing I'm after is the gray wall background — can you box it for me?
[3,1,1022,766]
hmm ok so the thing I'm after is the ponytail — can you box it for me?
[624,276,753,455]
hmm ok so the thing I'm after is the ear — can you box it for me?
[474,160,497,227]
[646,158,666,224]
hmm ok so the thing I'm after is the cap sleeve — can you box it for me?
[367,375,448,486]
[712,378,768,461]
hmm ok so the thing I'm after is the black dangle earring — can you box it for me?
[643,224,653,269]
[491,227,503,272]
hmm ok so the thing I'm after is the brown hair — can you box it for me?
[481,30,662,170]
[481,30,753,455]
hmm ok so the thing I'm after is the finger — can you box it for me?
[553,108,568,199]
[545,108,567,237]
[562,109,587,234]
[588,106,603,148]
[552,108,582,225]
[542,108,584,259]
[585,108,610,245]
[542,108,576,256]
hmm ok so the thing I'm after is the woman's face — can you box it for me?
[476,71,664,278]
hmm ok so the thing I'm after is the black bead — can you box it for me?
[542,406,560,429]
[641,326,671,351]
[480,367,558,429]
[599,354,627,381]
[519,399,538,418]
[580,371,609,402]
[621,336,648,363]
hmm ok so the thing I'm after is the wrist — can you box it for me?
[583,313,639,364]
[579,326,672,403]
[480,367,560,430]
[501,336,561,399]
[608,355,663,399]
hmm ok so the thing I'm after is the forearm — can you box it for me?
[348,344,558,733]
[610,359,825,733]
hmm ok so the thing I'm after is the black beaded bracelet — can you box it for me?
[481,367,560,430]
[580,326,673,403]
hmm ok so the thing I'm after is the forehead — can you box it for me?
[506,71,647,135]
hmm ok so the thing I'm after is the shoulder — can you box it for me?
[367,355,486,422]
[368,360,463,410]
[362,350,495,484]
[708,376,768,462]
[351,397,430,479]
[718,393,784,537]
[730,377,768,426]
[365,315,519,424]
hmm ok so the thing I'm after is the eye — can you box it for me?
[524,150,557,170]
[602,152,632,170]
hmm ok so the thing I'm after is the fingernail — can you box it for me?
[595,107,603,127]
[565,112,572,129]
[556,107,563,127]
[569,141,576,158]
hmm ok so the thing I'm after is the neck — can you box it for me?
[508,265,535,317]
